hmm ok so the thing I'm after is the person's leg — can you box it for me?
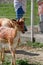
[39,14,43,33]
[16,6,24,19]
[16,6,27,31]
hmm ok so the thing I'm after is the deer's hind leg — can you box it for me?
[1,46,5,64]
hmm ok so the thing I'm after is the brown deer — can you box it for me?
[0,18,25,65]
[0,18,25,28]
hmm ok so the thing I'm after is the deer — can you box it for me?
[0,18,25,28]
[0,18,25,65]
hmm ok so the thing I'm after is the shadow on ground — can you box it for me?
[5,49,39,56]
[16,50,39,56]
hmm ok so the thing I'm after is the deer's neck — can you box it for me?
[13,26,18,38]
[15,26,18,32]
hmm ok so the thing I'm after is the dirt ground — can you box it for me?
[15,46,43,65]
[0,45,43,65]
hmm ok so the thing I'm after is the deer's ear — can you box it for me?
[19,18,25,22]
[12,19,16,21]
[22,18,25,21]
[16,20,19,24]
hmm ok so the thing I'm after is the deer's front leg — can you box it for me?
[9,43,16,65]
[16,38,20,48]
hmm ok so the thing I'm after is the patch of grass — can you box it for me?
[3,61,10,65]
[3,59,40,65]
[26,41,43,48]
[3,55,11,65]
[16,59,41,65]
[0,3,16,19]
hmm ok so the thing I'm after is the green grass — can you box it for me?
[16,59,39,65]
[0,3,16,19]
[0,0,39,26]
[26,41,43,48]
[3,59,40,65]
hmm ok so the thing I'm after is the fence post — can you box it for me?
[31,0,35,42]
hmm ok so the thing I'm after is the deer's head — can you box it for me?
[11,18,25,33]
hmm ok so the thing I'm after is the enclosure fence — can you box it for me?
[0,0,39,42]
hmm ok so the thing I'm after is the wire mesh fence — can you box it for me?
[0,0,39,26]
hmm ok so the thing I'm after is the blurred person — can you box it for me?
[14,0,27,32]
[37,0,43,33]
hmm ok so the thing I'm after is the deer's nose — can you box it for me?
[22,31,25,34]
